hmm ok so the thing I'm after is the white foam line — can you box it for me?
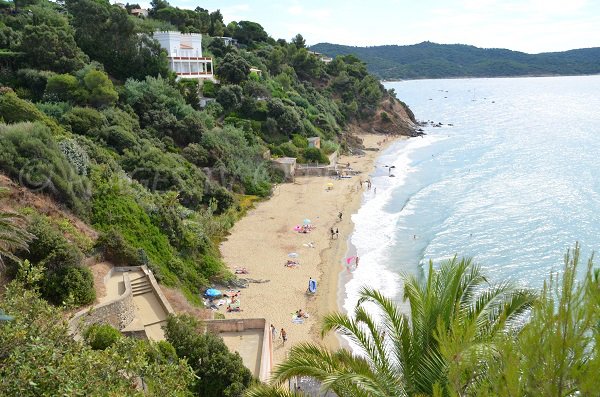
[342,135,441,353]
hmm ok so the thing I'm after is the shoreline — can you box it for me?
[219,134,405,365]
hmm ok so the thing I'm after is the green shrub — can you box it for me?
[278,142,299,158]
[0,89,64,135]
[62,106,106,136]
[381,111,391,123]
[45,73,87,104]
[83,69,118,108]
[202,80,216,97]
[165,314,253,397]
[41,265,95,306]
[182,143,210,167]
[16,69,56,101]
[91,174,175,273]
[0,122,91,215]
[84,324,122,350]
[95,228,144,267]
[292,134,308,148]
[321,139,339,155]
[35,101,72,120]
[303,147,329,164]
[120,143,206,208]
[98,125,139,154]
[21,213,93,306]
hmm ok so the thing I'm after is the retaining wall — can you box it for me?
[206,318,272,382]
[69,271,135,337]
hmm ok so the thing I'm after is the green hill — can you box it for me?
[310,41,600,80]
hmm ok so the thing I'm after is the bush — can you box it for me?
[83,69,118,108]
[16,69,56,101]
[292,134,308,148]
[120,143,206,208]
[83,324,122,350]
[202,80,216,97]
[278,142,299,158]
[45,73,87,104]
[0,89,64,135]
[35,101,72,120]
[95,228,144,267]
[41,265,95,306]
[62,107,106,136]
[91,174,175,273]
[321,139,340,155]
[303,147,329,164]
[0,122,91,215]
[98,125,139,154]
[165,314,253,397]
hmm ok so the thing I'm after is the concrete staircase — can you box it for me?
[130,276,153,296]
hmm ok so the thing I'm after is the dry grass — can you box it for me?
[162,286,213,320]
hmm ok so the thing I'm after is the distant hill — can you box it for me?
[310,41,600,80]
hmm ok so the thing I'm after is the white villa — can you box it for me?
[154,31,214,80]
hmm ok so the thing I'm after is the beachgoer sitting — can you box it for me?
[234,267,249,274]
[296,309,308,318]
[285,260,299,267]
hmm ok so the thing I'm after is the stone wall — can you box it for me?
[206,318,272,381]
[69,272,135,337]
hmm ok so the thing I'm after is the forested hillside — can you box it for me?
[0,0,417,394]
[0,0,414,305]
[311,41,600,80]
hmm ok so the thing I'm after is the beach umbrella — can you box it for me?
[205,288,222,298]
[288,252,299,258]
[303,218,311,225]
[346,256,356,265]
[294,225,302,231]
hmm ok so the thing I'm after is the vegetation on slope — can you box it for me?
[0,0,414,305]
[310,41,600,80]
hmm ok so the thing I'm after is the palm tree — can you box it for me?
[0,188,33,270]
[248,257,536,397]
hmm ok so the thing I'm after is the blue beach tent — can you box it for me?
[204,288,222,298]
[308,279,317,294]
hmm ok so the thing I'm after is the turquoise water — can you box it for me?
[344,76,600,312]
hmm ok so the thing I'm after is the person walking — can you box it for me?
[270,324,277,342]
[280,328,287,345]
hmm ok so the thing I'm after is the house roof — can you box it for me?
[180,44,193,49]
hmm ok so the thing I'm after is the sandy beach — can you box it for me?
[220,134,404,365]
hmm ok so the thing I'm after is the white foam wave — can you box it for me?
[342,135,441,351]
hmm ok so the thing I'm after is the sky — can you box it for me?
[128,0,600,53]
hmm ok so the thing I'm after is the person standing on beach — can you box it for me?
[335,228,339,239]
[281,328,287,345]
[355,256,360,268]
[270,324,277,341]
[330,227,335,239]
[338,211,343,221]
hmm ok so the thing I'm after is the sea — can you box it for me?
[343,75,600,316]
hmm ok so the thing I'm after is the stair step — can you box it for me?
[132,286,154,296]
[131,284,152,291]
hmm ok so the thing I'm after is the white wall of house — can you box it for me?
[154,31,213,80]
